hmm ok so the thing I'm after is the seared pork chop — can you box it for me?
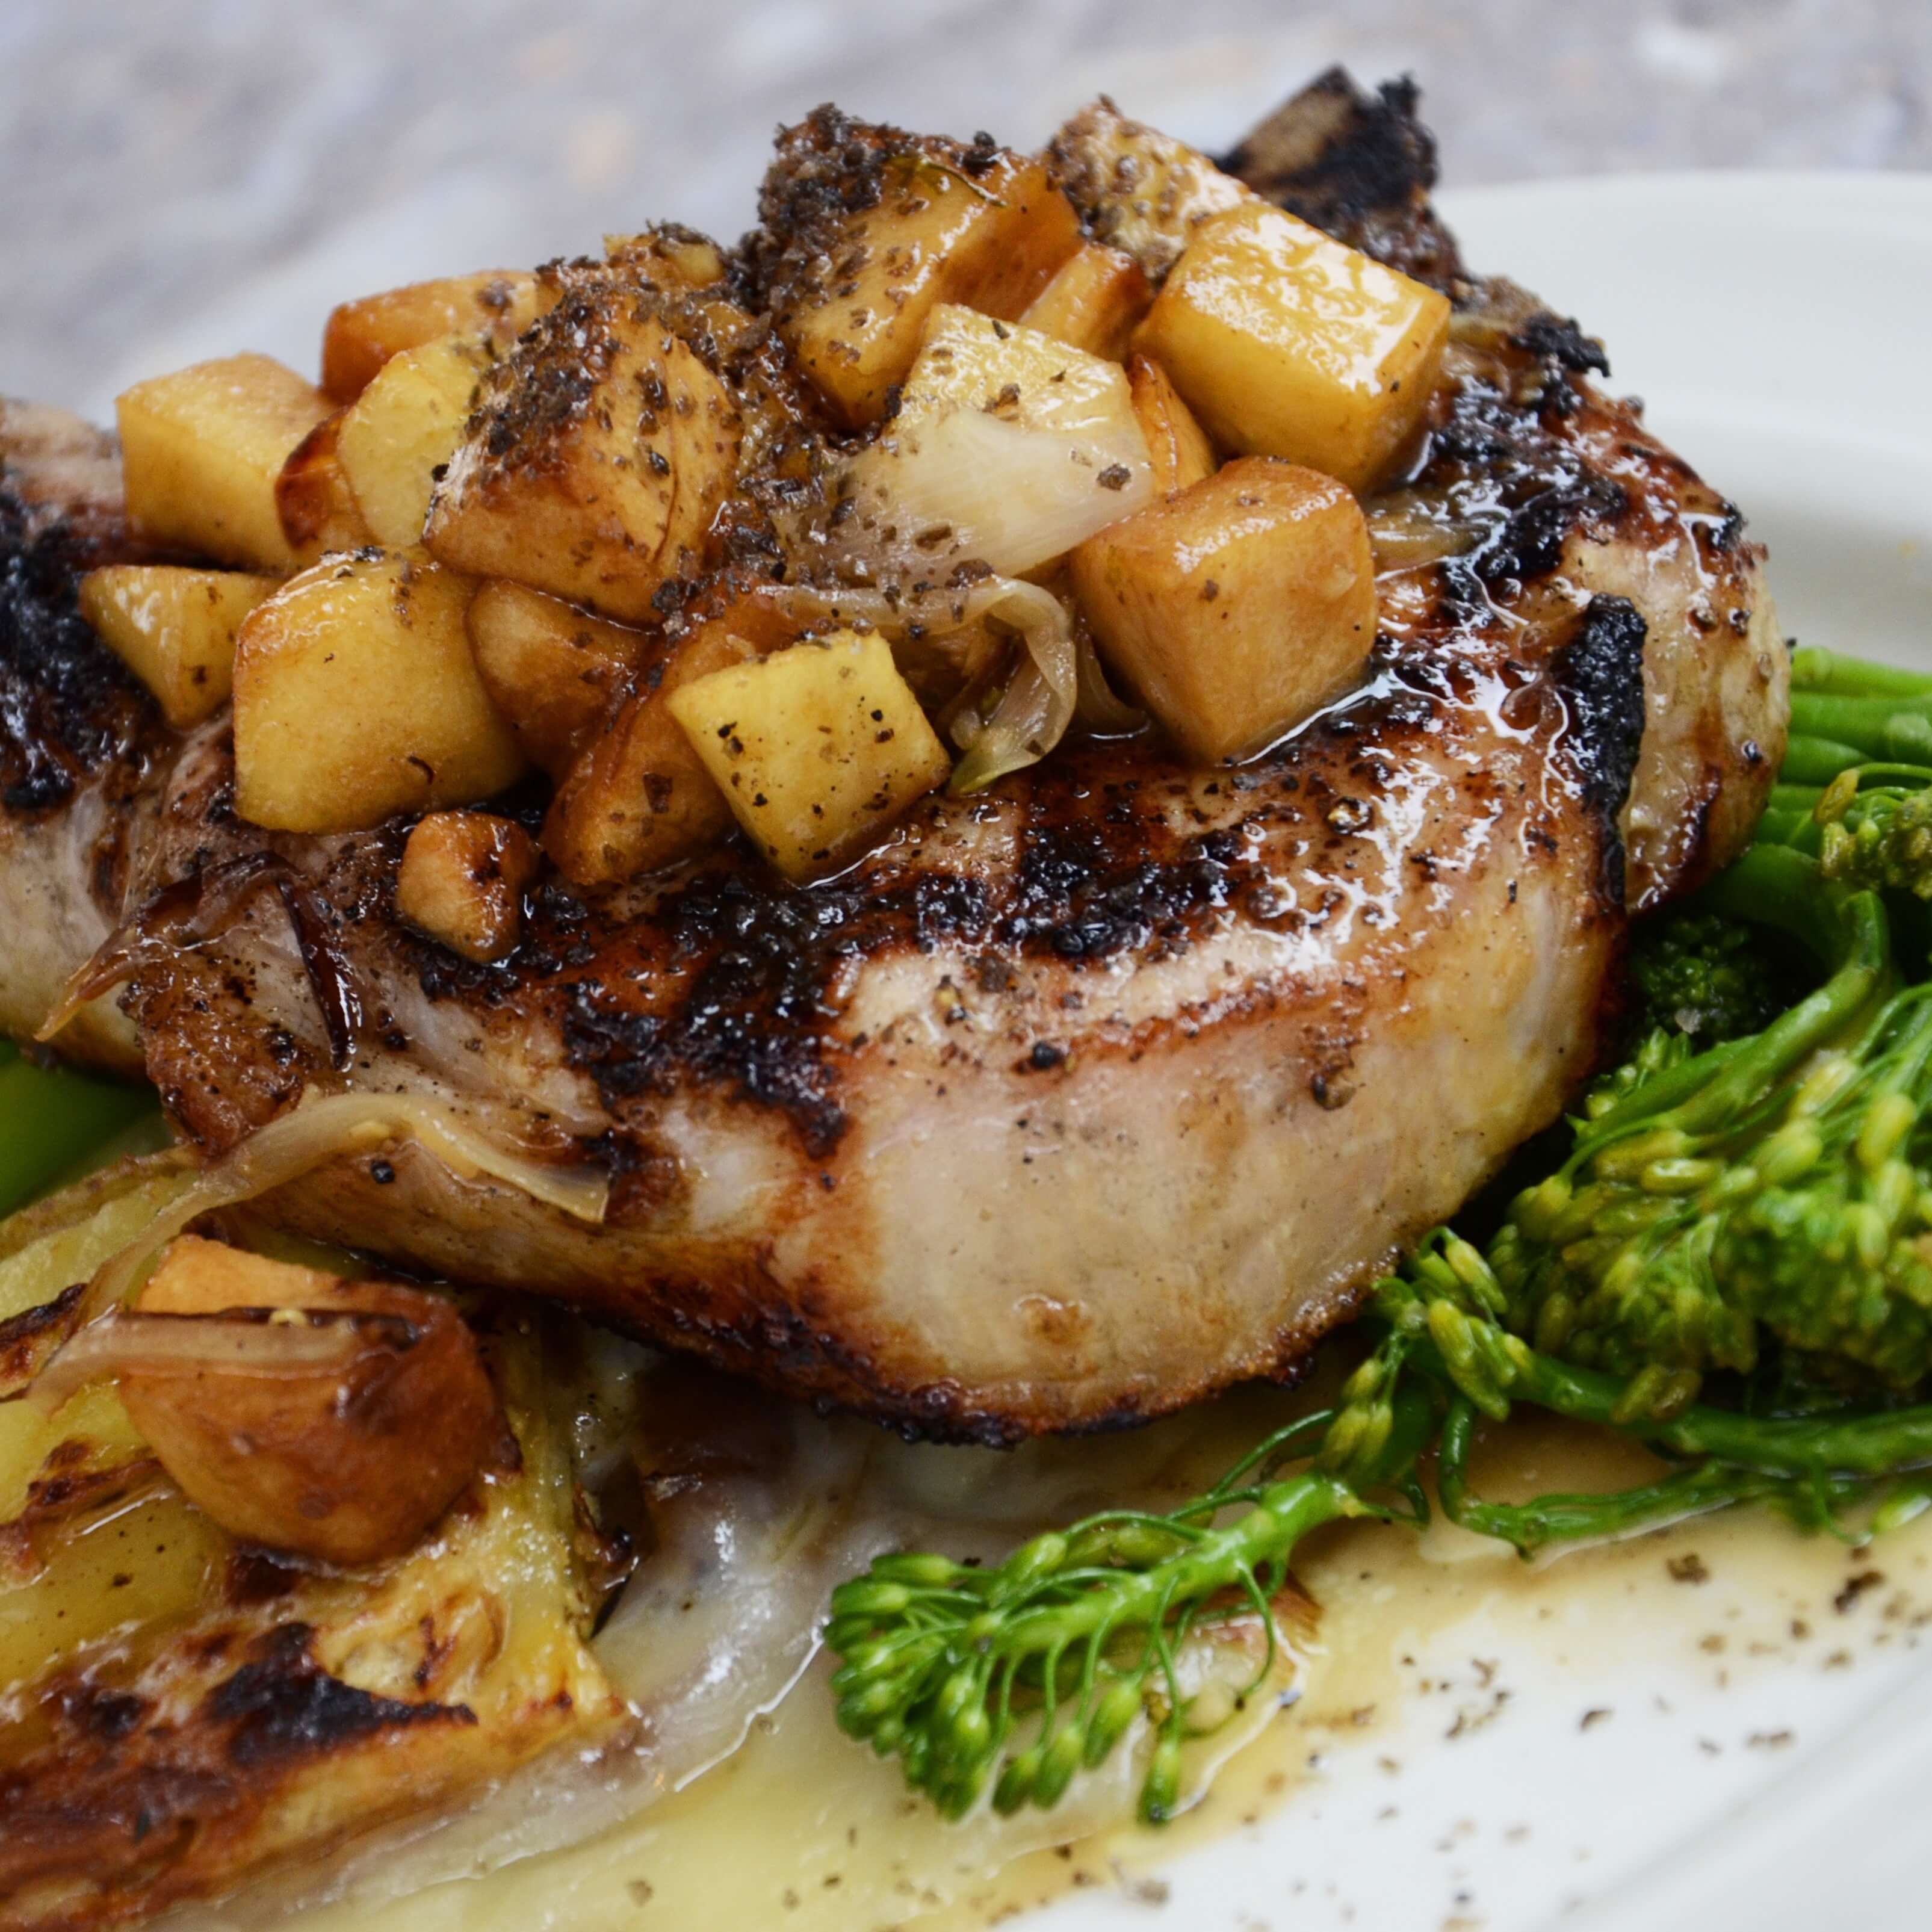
[0,75,1785,1440]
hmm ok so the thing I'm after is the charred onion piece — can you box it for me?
[110,1235,503,1565]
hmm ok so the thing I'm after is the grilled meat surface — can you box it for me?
[0,74,1786,1440]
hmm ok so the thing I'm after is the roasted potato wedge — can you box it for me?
[666,628,950,881]
[117,353,333,571]
[543,629,751,885]
[232,548,522,832]
[770,135,1080,427]
[465,578,648,776]
[1128,353,1218,496]
[1019,243,1153,359]
[76,565,279,727]
[321,269,543,402]
[1071,457,1376,763]
[274,409,375,558]
[396,810,540,962]
[1134,202,1451,492]
[336,332,490,547]
[122,1235,502,1567]
[424,283,741,622]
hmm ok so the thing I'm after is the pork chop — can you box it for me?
[0,75,1786,1440]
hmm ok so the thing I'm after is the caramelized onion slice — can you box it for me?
[947,578,1080,793]
[83,1089,608,1321]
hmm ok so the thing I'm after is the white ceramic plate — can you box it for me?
[1025,169,1932,1932]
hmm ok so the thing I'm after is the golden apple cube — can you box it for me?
[1070,457,1376,764]
[395,810,541,962]
[466,578,648,776]
[543,630,750,886]
[77,565,280,727]
[1127,353,1217,496]
[232,549,523,832]
[1018,243,1152,359]
[775,150,1080,427]
[321,270,543,402]
[1135,202,1451,493]
[666,629,950,880]
[274,410,374,560]
[424,289,740,623]
[338,332,489,546]
[1048,101,1252,277]
[117,354,333,571]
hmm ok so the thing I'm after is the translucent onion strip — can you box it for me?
[949,578,1080,793]
[82,1089,608,1321]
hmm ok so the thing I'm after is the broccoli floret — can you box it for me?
[1628,909,1796,1045]
[1817,774,1932,900]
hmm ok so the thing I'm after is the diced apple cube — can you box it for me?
[773,141,1080,427]
[77,565,280,727]
[666,629,950,880]
[321,270,543,402]
[274,410,374,559]
[117,354,333,571]
[338,332,489,547]
[1127,354,1217,495]
[1133,202,1450,493]
[543,630,751,885]
[232,548,523,832]
[1070,457,1376,764]
[424,285,740,622]
[1048,101,1253,278]
[1018,243,1152,359]
[465,579,648,776]
[395,811,540,962]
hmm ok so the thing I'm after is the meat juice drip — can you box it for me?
[274,1401,1932,1932]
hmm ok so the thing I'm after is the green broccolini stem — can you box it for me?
[0,1057,158,1217]
[1782,734,1882,785]
[1791,648,1932,700]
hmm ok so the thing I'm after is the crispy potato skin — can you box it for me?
[120,1235,503,1566]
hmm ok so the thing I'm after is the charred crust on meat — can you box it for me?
[1550,593,1649,908]
[1512,312,1611,379]
[0,469,164,815]
[1220,69,1466,289]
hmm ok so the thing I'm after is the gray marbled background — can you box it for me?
[5,0,1928,417]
